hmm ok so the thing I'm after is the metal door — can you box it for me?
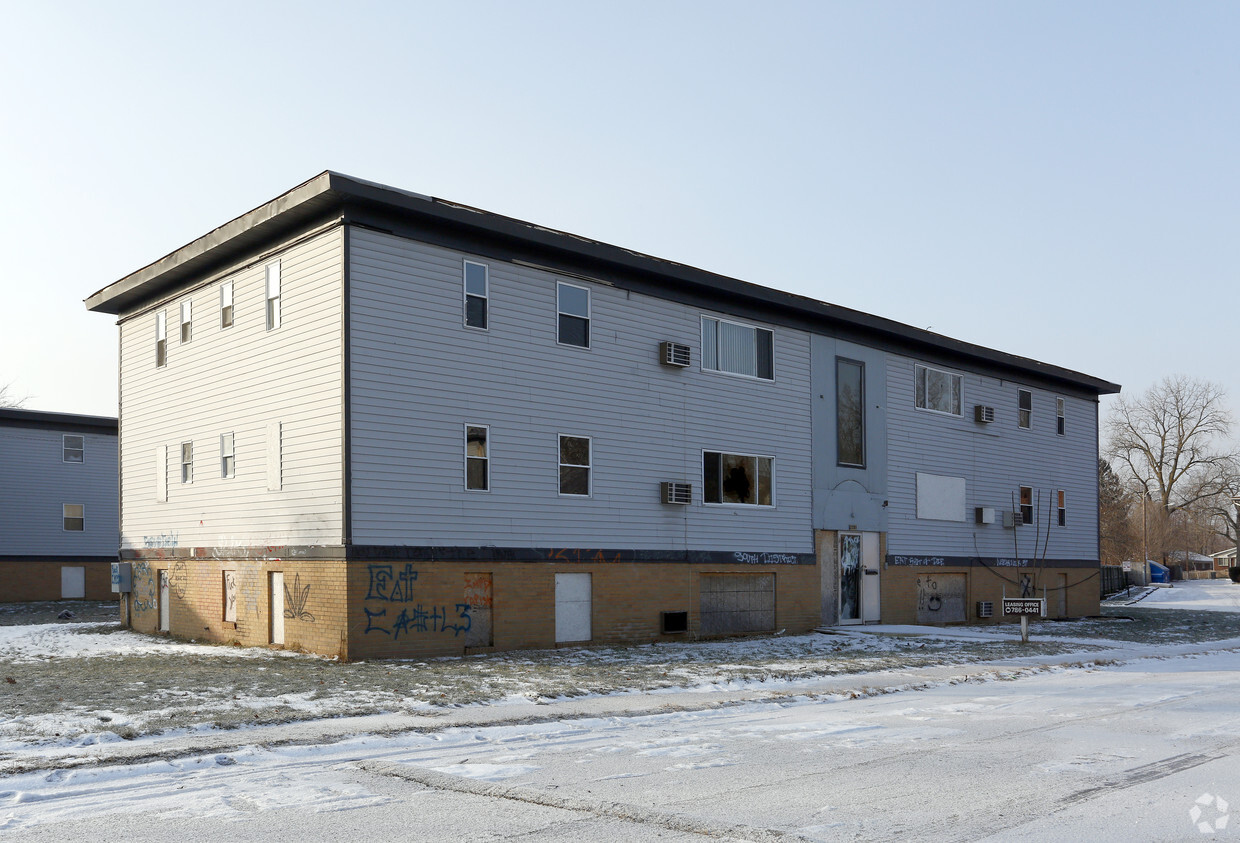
[158,570,170,632]
[270,572,284,645]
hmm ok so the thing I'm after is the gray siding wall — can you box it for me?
[117,228,344,550]
[348,227,813,553]
[811,336,888,532]
[885,353,1099,560]
[0,426,118,556]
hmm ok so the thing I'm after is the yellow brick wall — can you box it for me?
[880,565,1101,624]
[0,560,113,601]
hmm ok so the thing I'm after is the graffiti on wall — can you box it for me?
[916,573,966,624]
[362,564,472,638]
[223,571,238,623]
[167,560,188,599]
[143,532,178,549]
[283,573,315,622]
[131,560,157,613]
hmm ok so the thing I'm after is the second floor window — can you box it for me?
[704,451,773,506]
[464,261,488,330]
[557,282,590,348]
[701,316,773,380]
[914,364,961,416]
[63,504,84,532]
[559,435,591,495]
[63,435,84,463]
[1019,485,1033,525]
[1057,489,1066,526]
[466,425,489,490]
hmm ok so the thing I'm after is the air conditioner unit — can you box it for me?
[975,405,995,423]
[977,601,994,619]
[661,481,692,505]
[975,507,996,525]
[660,341,692,367]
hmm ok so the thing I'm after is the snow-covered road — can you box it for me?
[2,580,1238,841]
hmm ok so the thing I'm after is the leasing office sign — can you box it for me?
[1002,598,1045,617]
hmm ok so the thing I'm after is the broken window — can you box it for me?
[155,311,167,367]
[701,316,773,380]
[265,261,281,331]
[1018,389,1032,429]
[220,280,234,328]
[466,424,489,491]
[464,261,488,330]
[836,358,865,467]
[1019,485,1034,525]
[915,364,961,415]
[559,435,590,496]
[1057,490,1066,526]
[703,451,773,506]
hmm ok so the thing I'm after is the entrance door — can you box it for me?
[270,572,285,645]
[554,573,591,643]
[158,570,170,632]
[840,532,881,625]
[61,566,86,599]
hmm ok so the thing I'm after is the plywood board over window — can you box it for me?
[699,573,775,635]
[915,473,966,521]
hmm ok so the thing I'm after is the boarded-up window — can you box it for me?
[916,573,966,624]
[699,573,774,636]
[464,573,492,647]
[916,473,966,521]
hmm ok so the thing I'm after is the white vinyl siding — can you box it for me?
[155,311,167,367]
[348,228,812,552]
[116,228,343,550]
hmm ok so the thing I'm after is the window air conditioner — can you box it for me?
[661,481,692,505]
[660,341,692,367]
[975,405,995,423]
[976,601,994,619]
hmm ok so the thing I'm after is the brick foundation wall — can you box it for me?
[0,560,114,601]
[881,565,1101,625]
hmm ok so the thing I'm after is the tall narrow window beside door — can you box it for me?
[836,358,865,467]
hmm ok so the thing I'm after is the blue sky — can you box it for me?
[1,1,1235,436]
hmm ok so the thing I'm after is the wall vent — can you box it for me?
[975,506,996,525]
[661,611,689,634]
[974,405,996,423]
[976,601,994,619]
[660,341,692,367]
[661,481,692,505]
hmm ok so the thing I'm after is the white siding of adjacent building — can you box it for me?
[348,227,813,553]
[116,227,344,550]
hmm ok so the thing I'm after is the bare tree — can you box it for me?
[0,381,27,408]
[1105,375,1239,518]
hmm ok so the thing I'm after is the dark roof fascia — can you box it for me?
[87,171,1121,395]
[0,408,118,434]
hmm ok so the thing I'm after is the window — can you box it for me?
[155,311,167,367]
[220,281,234,328]
[1057,490,1066,526]
[701,316,774,380]
[1018,389,1032,429]
[1019,486,1033,525]
[180,299,192,344]
[220,432,235,479]
[557,282,589,348]
[464,261,488,330]
[558,435,591,496]
[465,424,489,491]
[265,261,281,331]
[703,451,773,506]
[836,358,865,467]
[180,441,193,484]
[1056,397,1066,436]
[63,504,84,532]
[914,364,961,415]
[63,434,84,463]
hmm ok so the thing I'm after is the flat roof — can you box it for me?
[0,408,118,433]
[86,171,1121,395]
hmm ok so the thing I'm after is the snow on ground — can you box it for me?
[1119,577,1240,612]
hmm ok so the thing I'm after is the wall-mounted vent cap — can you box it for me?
[975,506,996,525]
[975,405,996,423]
[660,341,692,367]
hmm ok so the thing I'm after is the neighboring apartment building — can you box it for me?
[85,172,1119,659]
[0,408,118,600]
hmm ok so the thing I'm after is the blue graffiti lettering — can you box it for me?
[363,607,390,635]
[366,564,418,601]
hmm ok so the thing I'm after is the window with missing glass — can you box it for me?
[557,282,590,348]
[63,435,84,463]
[1057,490,1066,526]
[701,316,774,380]
[1018,389,1032,429]
[464,261,488,330]
[703,451,773,506]
[265,261,281,331]
[1019,485,1034,525]
[914,364,961,415]
[466,424,489,491]
[179,299,192,344]
[558,435,591,496]
[836,358,865,467]
[155,311,167,368]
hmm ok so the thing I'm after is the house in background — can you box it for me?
[0,408,118,600]
[84,172,1119,659]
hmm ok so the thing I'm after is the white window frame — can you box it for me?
[179,299,192,344]
[180,441,193,485]
[265,261,281,331]
[62,503,84,532]
[463,260,488,331]
[558,434,592,497]
[1018,389,1032,429]
[1019,485,1034,525]
[1057,489,1066,527]
[220,280,234,329]
[465,423,490,492]
[700,315,775,381]
[914,363,962,416]
[702,450,775,507]
[1056,397,1066,436]
[155,310,167,368]
[62,434,84,463]
[220,432,235,479]
[556,282,591,349]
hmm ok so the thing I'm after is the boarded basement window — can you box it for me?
[699,573,774,636]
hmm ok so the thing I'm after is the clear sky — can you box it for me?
[1,1,1235,434]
